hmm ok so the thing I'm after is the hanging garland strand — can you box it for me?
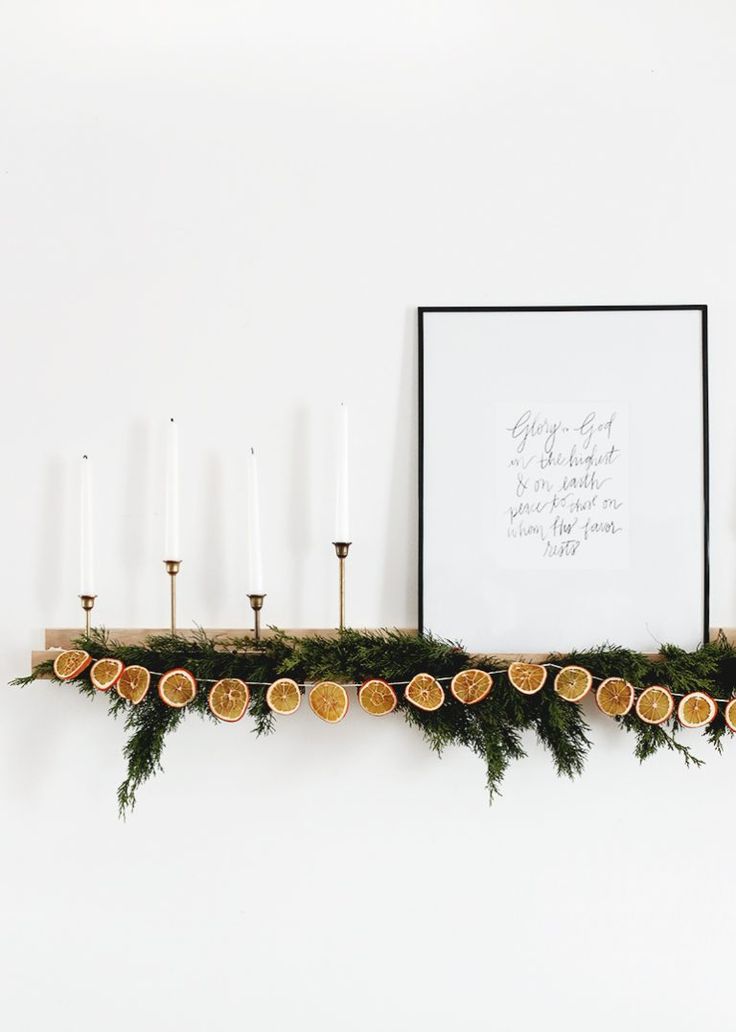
[12,629,736,816]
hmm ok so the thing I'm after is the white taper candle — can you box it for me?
[247,447,264,594]
[164,418,180,560]
[80,454,95,596]
[335,402,350,541]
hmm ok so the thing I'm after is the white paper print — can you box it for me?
[495,403,629,570]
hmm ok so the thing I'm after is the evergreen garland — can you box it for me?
[12,629,736,817]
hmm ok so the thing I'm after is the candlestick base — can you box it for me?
[247,593,266,642]
[332,542,352,631]
[79,594,97,636]
[164,560,181,634]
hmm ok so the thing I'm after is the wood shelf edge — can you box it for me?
[27,628,736,680]
[44,627,418,649]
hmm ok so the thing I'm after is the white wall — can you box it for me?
[2,3,735,1030]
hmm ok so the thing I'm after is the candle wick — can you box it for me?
[82,454,88,460]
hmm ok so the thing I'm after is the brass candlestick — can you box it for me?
[164,560,181,633]
[79,594,96,635]
[333,542,351,631]
[248,593,266,641]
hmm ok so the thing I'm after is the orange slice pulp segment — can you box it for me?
[405,673,445,711]
[724,698,736,733]
[635,685,674,725]
[553,666,592,703]
[596,677,635,717]
[266,678,302,714]
[52,650,92,681]
[116,665,151,705]
[209,678,250,722]
[309,681,349,723]
[450,669,492,705]
[158,668,197,708]
[508,662,547,695]
[358,679,397,716]
[677,691,716,728]
[90,658,124,692]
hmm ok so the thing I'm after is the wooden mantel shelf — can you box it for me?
[28,628,736,679]
[32,627,418,675]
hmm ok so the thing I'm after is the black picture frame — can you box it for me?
[418,305,709,647]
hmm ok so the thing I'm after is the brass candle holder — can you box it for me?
[247,593,266,641]
[79,594,96,635]
[332,541,351,631]
[164,560,181,634]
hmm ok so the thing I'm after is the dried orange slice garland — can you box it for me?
[451,669,493,705]
[507,662,547,695]
[38,634,736,817]
[158,668,197,708]
[358,679,397,716]
[116,665,151,705]
[209,678,250,722]
[405,673,445,711]
[309,681,349,723]
[46,650,735,732]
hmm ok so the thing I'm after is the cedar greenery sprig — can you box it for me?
[12,629,736,817]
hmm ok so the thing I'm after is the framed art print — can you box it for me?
[418,306,709,653]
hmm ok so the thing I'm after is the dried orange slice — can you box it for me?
[596,677,635,717]
[53,650,92,681]
[90,658,124,692]
[358,678,397,715]
[158,668,197,708]
[724,699,736,733]
[209,678,250,722]
[635,685,674,725]
[116,665,151,705]
[507,662,547,695]
[554,666,592,703]
[677,691,717,728]
[266,678,301,715]
[450,669,492,705]
[309,681,349,723]
[405,673,445,711]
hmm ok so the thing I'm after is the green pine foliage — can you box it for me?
[11,629,736,817]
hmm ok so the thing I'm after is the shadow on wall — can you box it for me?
[201,450,228,618]
[382,309,418,628]
[120,420,153,623]
[289,404,312,625]
[36,453,67,616]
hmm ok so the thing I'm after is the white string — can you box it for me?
[137,663,733,704]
